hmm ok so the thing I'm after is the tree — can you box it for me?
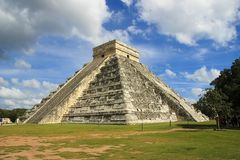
[0,108,27,122]
[195,58,240,120]
[211,58,240,115]
[195,89,231,119]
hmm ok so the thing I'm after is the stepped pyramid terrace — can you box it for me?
[23,40,208,124]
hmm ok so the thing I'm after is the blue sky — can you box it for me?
[0,0,240,109]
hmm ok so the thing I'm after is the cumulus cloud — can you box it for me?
[0,76,8,86]
[20,98,41,106]
[11,78,20,85]
[2,98,41,109]
[127,25,142,35]
[0,86,26,99]
[111,11,125,24]
[42,81,58,91]
[3,99,16,106]
[193,48,209,60]
[0,0,128,53]
[137,0,240,45]
[22,79,41,88]
[183,66,220,83]
[0,78,58,109]
[191,87,206,97]
[102,29,129,44]
[14,59,31,69]
[10,78,58,90]
[121,0,133,7]
[127,25,151,38]
[137,45,179,64]
[165,69,176,78]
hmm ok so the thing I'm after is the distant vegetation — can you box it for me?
[0,108,27,122]
[195,58,240,120]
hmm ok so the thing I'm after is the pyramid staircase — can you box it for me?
[24,40,208,124]
[23,57,107,123]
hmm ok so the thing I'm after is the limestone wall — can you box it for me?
[118,56,180,123]
[40,58,108,124]
[128,59,208,122]
[63,56,129,124]
[64,55,192,124]
[93,40,139,62]
[25,57,107,123]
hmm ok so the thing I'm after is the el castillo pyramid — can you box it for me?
[23,40,208,124]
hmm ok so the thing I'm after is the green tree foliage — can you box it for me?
[211,58,240,115]
[195,89,231,119]
[195,58,240,119]
[0,108,27,122]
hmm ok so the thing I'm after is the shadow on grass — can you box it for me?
[177,123,216,129]
[223,127,240,130]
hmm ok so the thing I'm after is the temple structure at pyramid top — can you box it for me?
[22,40,208,124]
[93,40,140,62]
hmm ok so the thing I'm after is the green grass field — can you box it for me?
[0,121,239,160]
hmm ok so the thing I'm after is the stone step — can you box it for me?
[24,57,106,123]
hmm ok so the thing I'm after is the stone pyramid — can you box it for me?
[23,40,208,124]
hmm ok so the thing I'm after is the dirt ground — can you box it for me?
[0,128,195,160]
[0,135,123,160]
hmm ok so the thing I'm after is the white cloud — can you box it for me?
[0,0,129,52]
[0,78,59,109]
[0,86,26,99]
[42,81,58,91]
[3,99,16,106]
[165,69,176,78]
[111,11,125,24]
[193,48,208,60]
[127,20,152,38]
[127,25,147,37]
[0,80,58,109]
[11,78,58,90]
[14,59,31,69]
[11,78,20,85]
[137,45,180,65]
[137,0,240,45]
[22,79,41,88]
[121,0,133,7]
[20,98,41,106]
[183,66,220,83]
[0,76,8,86]
[102,29,129,44]
[191,87,206,97]
[2,98,41,109]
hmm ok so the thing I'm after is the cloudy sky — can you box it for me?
[0,0,240,109]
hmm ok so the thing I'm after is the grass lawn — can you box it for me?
[0,121,239,160]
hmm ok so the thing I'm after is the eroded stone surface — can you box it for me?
[24,40,208,124]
